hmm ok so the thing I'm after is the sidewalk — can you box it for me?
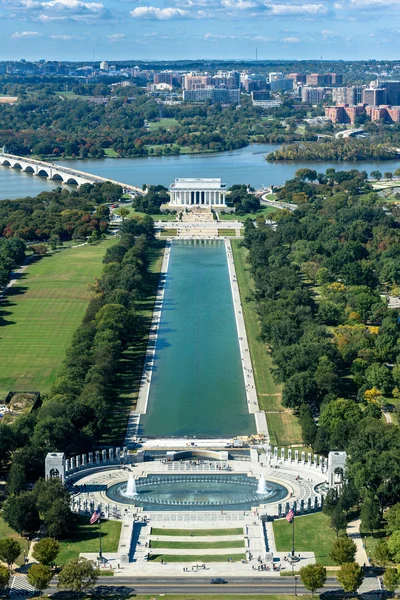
[346,518,368,565]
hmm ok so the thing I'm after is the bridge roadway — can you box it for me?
[45,575,342,595]
[0,152,144,195]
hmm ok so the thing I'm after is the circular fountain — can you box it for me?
[106,474,288,511]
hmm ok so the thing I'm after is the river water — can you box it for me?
[139,240,255,438]
[0,143,399,199]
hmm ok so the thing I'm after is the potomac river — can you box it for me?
[0,143,400,199]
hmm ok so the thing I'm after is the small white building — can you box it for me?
[169,178,227,207]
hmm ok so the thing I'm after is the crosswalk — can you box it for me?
[9,575,36,597]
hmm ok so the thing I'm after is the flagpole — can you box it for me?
[292,516,295,557]
[98,516,103,561]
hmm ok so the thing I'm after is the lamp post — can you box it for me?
[294,574,299,596]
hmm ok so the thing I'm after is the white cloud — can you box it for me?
[266,3,328,15]
[11,30,40,37]
[130,6,189,18]
[49,33,80,38]
[4,0,110,23]
[281,36,301,42]
[108,33,126,41]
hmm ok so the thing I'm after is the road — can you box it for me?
[46,575,342,595]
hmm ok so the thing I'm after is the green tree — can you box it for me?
[32,538,60,566]
[360,494,381,533]
[0,565,10,592]
[374,540,391,566]
[370,170,382,181]
[2,492,40,536]
[57,557,99,593]
[6,462,26,496]
[118,207,130,221]
[299,563,327,596]
[330,507,347,537]
[338,482,358,515]
[385,502,400,534]
[27,564,53,596]
[384,172,393,180]
[387,530,400,563]
[0,538,21,570]
[330,536,357,564]
[383,567,400,593]
[337,562,364,592]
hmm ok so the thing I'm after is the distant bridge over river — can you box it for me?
[0,152,144,195]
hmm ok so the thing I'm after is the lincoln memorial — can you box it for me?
[169,178,227,207]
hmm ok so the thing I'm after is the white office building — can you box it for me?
[169,178,227,207]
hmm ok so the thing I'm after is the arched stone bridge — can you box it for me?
[0,152,144,195]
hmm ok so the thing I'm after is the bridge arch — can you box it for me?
[2,160,11,166]
[65,177,78,185]
[12,163,22,170]
[24,166,35,173]
[51,173,64,182]
[37,169,49,178]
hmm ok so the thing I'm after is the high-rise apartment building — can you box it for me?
[306,74,326,86]
[301,87,325,103]
[154,72,174,85]
[183,72,213,90]
[381,81,400,106]
[183,88,240,105]
[362,88,387,106]
[100,61,109,71]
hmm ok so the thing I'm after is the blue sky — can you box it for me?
[0,0,399,61]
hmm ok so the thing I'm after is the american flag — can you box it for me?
[90,508,101,524]
[286,509,294,523]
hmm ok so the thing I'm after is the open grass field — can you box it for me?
[273,513,339,566]
[100,241,165,445]
[0,240,115,398]
[231,240,302,446]
[0,515,30,567]
[219,207,277,221]
[151,528,243,537]
[150,540,245,550]
[148,118,179,131]
[160,229,178,236]
[57,516,121,564]
[125,206,178,221]
[218,229,236,236]
[148,553,246,562]
[103,148,119,157]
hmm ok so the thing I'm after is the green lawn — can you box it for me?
[100,241,165,445]
[148,118,179,131]
[160,229,178,236]
[218,229,236,236]
[126,206,178,221]
[57,517,121,565]
[103,148,119,157]
[219,207,277,221]
[150,540,244,550]
[231,240,303,446]
[0,515,30,567]
[0,240,115,397]
[148,553,246,562]
[151,528,243,536]
[273,513,339,566]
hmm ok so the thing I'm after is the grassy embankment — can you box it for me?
[273,513,341,567]
[219,206,277,221]
[159,229,178,237]
[231,240,303,446]
[0,515,29,566]
[57,516,121,564]
[0,239,116,397]
[100,240,165,445]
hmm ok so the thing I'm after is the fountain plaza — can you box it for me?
[46,446,344,577]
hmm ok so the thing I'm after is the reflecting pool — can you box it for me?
[106,474,288,511]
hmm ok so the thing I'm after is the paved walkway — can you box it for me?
[124,241,171,446]
[225,239,269,438]
[346,518,368,565]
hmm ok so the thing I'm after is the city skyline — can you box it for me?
[0,0,400,61]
